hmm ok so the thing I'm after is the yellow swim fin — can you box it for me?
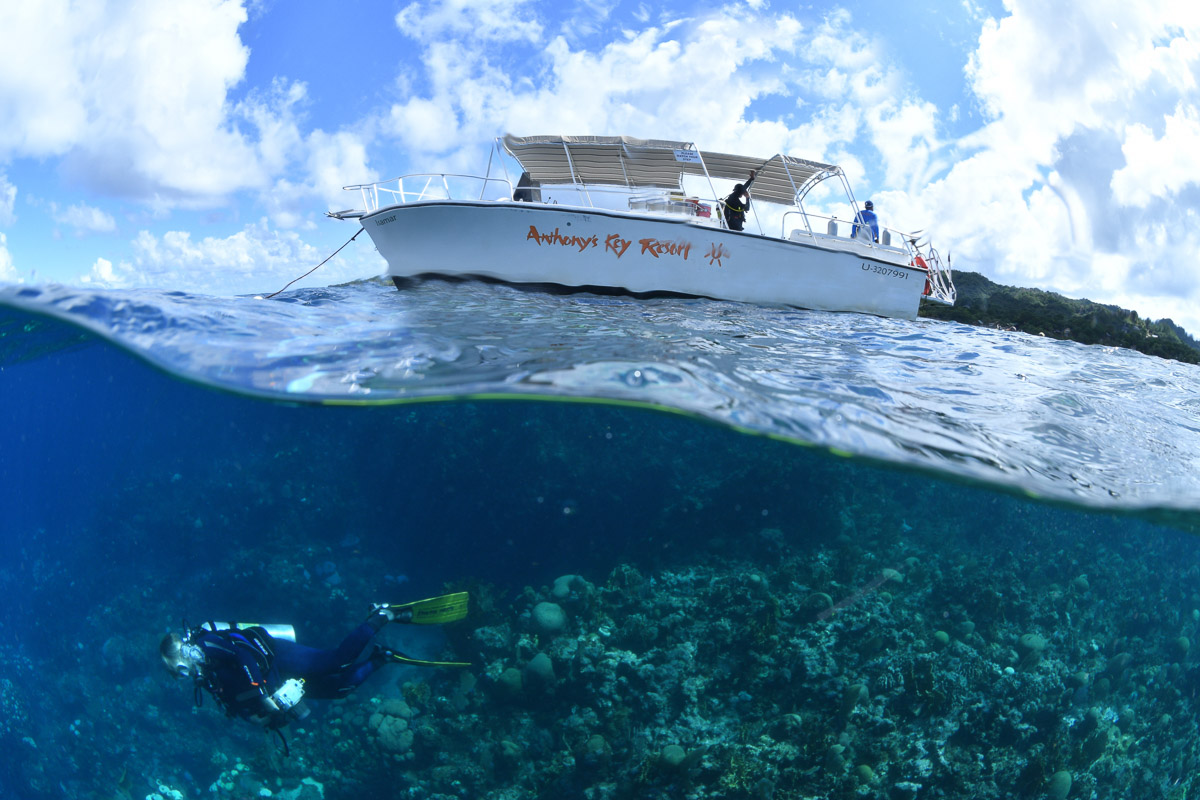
[387,591,469,625]
[382,649,471,668]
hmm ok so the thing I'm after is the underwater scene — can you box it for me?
[2,279,1200,800]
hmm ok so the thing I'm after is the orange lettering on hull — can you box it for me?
[526,225,599,253]
[638,239,692,260]
[605,234,632,258]
[526,225,716,265]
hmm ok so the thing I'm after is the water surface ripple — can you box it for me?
[4,279,1199,514]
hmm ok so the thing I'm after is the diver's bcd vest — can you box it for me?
[195,625,277,715]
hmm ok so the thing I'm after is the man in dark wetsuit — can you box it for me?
[160,594,468,733]
[722,170,757,231]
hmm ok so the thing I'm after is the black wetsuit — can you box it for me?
[194,621,385,726]
[723,175,756,231]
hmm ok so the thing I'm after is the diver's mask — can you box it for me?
[161,631,205,679]
[175,642,204,678]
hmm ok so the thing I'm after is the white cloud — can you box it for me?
[260,128,378,229]
[85,256,124,285]
[396,0,543,43]
[379,6,944,207]
[0,0,363,218]
[236,78,309,180]
[388,94,462,155]
[384,9,814,162]
[1111,103,1200,208]
[0,0,262,204]
[787,12,944,194]
[0,3,378,229]
[0,173,15,226]
[0,232,16,282]
[305,131,377,208]
[53,202,117,234]
[82,219,383,294]
[872,0,1200,334]
[0,1,89,158]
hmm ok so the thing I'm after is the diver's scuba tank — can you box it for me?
[200,621,297,642]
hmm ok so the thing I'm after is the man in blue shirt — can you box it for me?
[852,200,879,243]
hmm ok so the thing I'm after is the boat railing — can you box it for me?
[912,241,956,305]
[343,174,734,225]
[343,174,516,212]
[784,211,956,304]
[510,183,727,225]
[784,211,910,254]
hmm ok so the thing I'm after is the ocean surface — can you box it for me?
[2,277,1199,800]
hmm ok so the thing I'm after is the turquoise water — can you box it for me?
[2,278,1199,800]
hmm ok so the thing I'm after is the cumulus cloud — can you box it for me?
[924,0,1200,332]
[384,8,837,165]
[381,5,942,209]
[86,256,125,285]
[83,219,383,294]
[305,130,378,208]
[0,173,15,226]
[0,232,16,282]
[52,202,117,235]
[236,78,309,182]
[259,127,378,229]
[786,11,943,196]
[0,1,363,220]
[1111,103,1200,208]
[0,0,261,203]
[396,0,543,43]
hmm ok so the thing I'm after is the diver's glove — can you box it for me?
[365,603,395,632]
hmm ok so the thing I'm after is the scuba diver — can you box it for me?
[160,592,469,748]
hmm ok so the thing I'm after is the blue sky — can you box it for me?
[2,0,1199,334]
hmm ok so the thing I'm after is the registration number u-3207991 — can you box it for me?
[861,262,909,279]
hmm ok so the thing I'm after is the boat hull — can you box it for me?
[361,201,927,318]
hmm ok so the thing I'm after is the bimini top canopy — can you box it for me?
[501,134,841,206]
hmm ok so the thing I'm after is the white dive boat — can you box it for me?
[329,134,955,318]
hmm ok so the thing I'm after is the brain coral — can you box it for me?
[377,715,414,754]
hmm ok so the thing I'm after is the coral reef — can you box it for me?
[4,376,1200,800]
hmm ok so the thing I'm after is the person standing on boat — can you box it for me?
[722,170,757,231]
[852,200,879,242]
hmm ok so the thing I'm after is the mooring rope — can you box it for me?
[261,227,364,300]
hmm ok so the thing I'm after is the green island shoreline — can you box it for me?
[919,271,1200,365]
